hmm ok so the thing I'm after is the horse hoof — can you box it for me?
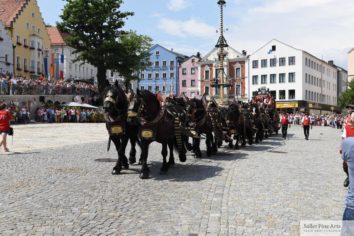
[129,156,136,164]
[112,167,121,175]
[139,171,149,179]
[179,154,186,162]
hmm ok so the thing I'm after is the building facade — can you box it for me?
[47,27,97,82]
[328,60,348,99]
[249,39,338,114]
[138,44,187,96]
[0,0,51,78]
[348,48,354,84]
[0,21,13,74]
[199,46,248,100]
[179,55,200,98]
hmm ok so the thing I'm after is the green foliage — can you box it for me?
[58,0,152,94]
[339,79,354,109]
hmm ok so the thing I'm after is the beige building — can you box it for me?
[348,48,354,84]
[0,0,51,78]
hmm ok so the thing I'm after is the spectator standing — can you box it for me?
[0,103,13,152]
[301,113,311,140]
[280,113,289,139]
[341,137,354,234]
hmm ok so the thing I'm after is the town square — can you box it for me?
[1,0,354,235]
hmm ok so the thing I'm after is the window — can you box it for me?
[235,84,241,96]
[111,71,114,77]
[305,58,308,66]
[162,61,167,67]
[270,58,276,67]
[279,90,286,100]
[170,60,174,67]
[148,73,152,79]
[182,80,187,87]
[191,80,196,87]
[288,56,295,65]
[16,35,21,44]
[170,72,174,79]
[4,54,8,63]
[191,68,196,75]
[141,73,145,79]
[279,57,286,66]
[155,51,160,56]
[32,12,35,17]
[235,68,241,78]
[270,74,276,84]
[252,60,258,69]
[24,38,28,47]
[305,73,308,83]
[261,59,267,68]
[26,23,29,29]
[141,86,145,90]
[155,61,159,67]
[252,75,258,85]
[205,86,210,95]
[162,73,166,79]
[261,75,267,84]
[288,72,295,83]
[270,90,276,100]
[182,68,187,75]
[155,73,159,79]
[148,86,152,91]
[279,73,285,83]
[205,70,210,80]
[16,56,20,68]
[288,90,295,99]
[24,58,27,70]
[155,86,159,92]
[162,86,166,92]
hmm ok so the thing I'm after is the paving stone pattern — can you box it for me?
[0,124,346,235]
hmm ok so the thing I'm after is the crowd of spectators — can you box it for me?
[287,113,345,129]
[0,74,98,96]
[35,107,104,123]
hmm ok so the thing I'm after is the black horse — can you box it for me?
[103,82,131,174]
[186,96,215,157]
[136,90,187,179]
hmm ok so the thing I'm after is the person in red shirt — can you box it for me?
[302,113,311,140]
[341,112,354,187]
[280,113,289,139]
[0,103,13,152]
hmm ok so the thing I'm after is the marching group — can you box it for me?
[0,74,98,96]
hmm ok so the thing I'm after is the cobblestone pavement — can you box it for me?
[0,124,346,235]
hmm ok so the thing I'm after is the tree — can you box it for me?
[339,79,354,109]
[58,0,152,95]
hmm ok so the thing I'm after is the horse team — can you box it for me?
[103,82,280,179]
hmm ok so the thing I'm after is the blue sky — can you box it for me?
[38,0,354,69]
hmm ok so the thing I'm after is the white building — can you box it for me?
[249,39,338,114]
[106,70,138,91]
[47,27,97,82]
[0,21,13,75]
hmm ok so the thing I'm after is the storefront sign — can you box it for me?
[276,101,299,109]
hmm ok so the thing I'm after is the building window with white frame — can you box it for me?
[155,73,159,79]
[205,86,210,95]
[288,56,295,65]
[205,70,210,80]
[170,72,174,79]
[182,80,187,87]
[252,75,258,85]
[235,67,241,78]
[155,51,160,56]
[155,61,159,68]
[279,57,286,66]
[270,58,276,67]
[279,90,286,100]
[288,72,295,83]
[182,68,187,75]
[261,59,267,68]
[141,73,145,79]
[162,61,167,67]
[155,86,159,92]
[191,68,196,75]
[270,74,276,84]
[252,60,258,69]
[170,60,174,68]
[148,86,152,91]
[288,90,295,99]
[261,75,267,84]
[148,73,152,79]
[235,84,241,96]
[191,80,196,87]
[162,73,166,79]
[279,73,285,83]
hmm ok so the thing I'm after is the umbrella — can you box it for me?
[62,102,98,109]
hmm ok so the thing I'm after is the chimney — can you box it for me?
[328,60,334,65]
[171,48,174,52]
[242,50,247,56]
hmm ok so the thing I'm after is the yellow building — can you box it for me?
[0,0,50,78]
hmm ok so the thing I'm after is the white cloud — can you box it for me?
[225,0,354,68]
[158,17,216,39]
[167,0,189,11]
[251,0,335,13]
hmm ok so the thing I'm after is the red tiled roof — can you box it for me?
[0,0,27,27]
[47,27,65,46]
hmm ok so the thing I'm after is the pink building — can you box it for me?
[179,55,200,98]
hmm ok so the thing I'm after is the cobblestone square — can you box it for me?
[0,124,346,235]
